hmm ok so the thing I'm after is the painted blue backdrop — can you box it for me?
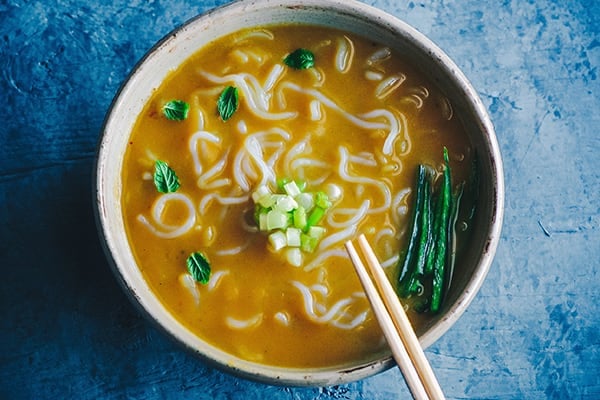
[1,0,598,399]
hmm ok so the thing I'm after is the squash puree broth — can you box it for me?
[121,25,473,368]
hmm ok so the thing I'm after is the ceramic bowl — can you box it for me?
[94,0,504,386]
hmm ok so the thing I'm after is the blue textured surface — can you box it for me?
[1,0,598,398]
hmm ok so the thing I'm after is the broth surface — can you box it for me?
[122,25,473,367]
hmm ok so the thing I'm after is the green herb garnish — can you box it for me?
[153,160,180,193]
[217,86,238,121]
[186,252,211,284]
[162,99,189,121]
[283,48,315,70]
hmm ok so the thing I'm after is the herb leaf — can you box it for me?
[217,86,238,121]
[186,252,211,284]
[283,48,315,70]
[153,160,180,193]
[162,99,190,121]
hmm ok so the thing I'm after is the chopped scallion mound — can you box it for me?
[252,179,332,266]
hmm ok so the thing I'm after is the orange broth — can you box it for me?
[121,25,473,367]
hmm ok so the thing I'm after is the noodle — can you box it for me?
[244,136,277,187]
[367,47,392,65]
[279,81,390,131]
[365,70,384,81]
[207,270,230,291]
[291,282,370,330]
[226,314,264,330]
[215,241,251,256]
[335,35,354,73]
[196,150,230,190]
[179,273,200,305]
[263,64,285,93]
[374,73,406,99]
[317,224,358,251]
[326,199,370,228]
[198,193,249,213]
[309,100,323,121]
[274,311,291,326]
[189,131,220,175]
[303,249,347,272]
[198,69,297,120]
[137,193,196,239]
[337,146,392,213]
[234,28,275,43]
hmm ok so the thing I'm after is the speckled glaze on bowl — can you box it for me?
[94,0,504,387]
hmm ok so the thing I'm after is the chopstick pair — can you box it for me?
[345,234,445,400]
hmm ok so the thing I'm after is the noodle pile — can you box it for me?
[121,25,467,366]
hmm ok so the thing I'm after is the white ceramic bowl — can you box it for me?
[94,0,504,386]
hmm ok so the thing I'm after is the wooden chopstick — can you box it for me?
[345,234,445,400]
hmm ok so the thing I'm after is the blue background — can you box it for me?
[1,0,598,398]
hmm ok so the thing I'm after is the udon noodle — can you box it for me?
[121,25,473,367]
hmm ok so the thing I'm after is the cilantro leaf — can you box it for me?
[217,86,238,121]
[162,99,190,121]
[283,48,315,70]
[153,160,180,193]
[186,252,211,284]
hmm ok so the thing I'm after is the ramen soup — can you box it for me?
[122,25,475,367]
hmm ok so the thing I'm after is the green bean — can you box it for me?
[406,175,432,294]
[397,147,469,313]
[397,165,426,296]
[424,190,439,276]
[445,181,464,296]
[430,147,452,313]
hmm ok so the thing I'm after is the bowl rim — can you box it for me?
[94,0,505,387]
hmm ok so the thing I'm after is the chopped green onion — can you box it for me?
[283,181,302,197]
[258,212,268,231]
[274,195,298,213]
[251,179,332,266]
[269,231,287,251]
[278,178,307,192]
[286,248,303,267]
[306,206,326,228]
[286,227,302,247]
[300,226,326,253]
[266,209,289,231]
[252,185,271,203]
[292,207,307,230]
[306,226,326,241]
[314,191,332,209]
[276,178,290,191]
[295,192,314,211]
[300,233,319,253]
